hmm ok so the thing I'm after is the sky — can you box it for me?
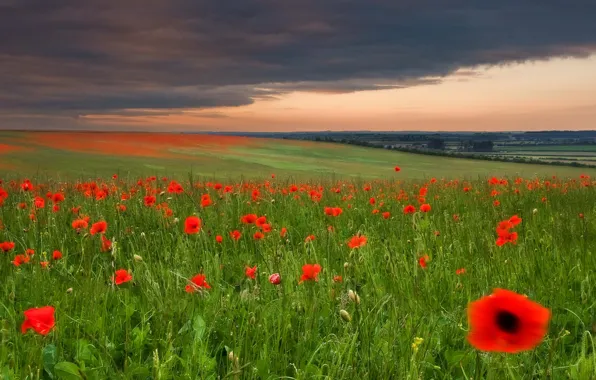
[1,1,596,132]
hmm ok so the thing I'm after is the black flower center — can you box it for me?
[495,310,520,333]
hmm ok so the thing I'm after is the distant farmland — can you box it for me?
[1,131,596,179]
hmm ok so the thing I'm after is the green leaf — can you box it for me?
[42,344,57,379]
[193,315,206,340]
[54,362,83,380]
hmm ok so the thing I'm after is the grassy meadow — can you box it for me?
[0,132,595,379]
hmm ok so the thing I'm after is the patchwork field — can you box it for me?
[2,131,596,179]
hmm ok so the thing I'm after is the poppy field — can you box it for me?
[1,171,595,380]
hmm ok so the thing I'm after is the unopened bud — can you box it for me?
[66,288,73,293]
[339,309,351,322]
[134,254,143,262]
[348,289,361,304]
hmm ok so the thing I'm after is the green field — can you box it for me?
[1,132,596,180]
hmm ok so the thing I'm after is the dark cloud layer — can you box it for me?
[1,0,596,127]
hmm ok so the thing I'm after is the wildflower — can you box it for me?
[382,211,391,219]
[300,264,321,282]
[12,254,28,266]
[241,214,258,224]
[253,231,264,240]
[184,216,201,234]
[215,235,223,243]
[333,275,343,283]
[394,166,401,172]
[0,241,15,253]
[200,194,212,207]
[269,273,281,285]
[185,274,211,293]
[456,268,466,275]
[419,204,431,213]
[143,195,156,207]
[347,235,367,249]
[90,220,107,235]
[33,196,45,209]
[245,265,257,279]
[71,219,89,230]
[467,289,550,353]
[101,235,112,252]
[21,306,55,335]
[113,269,132,285]
[40,261,49,268]
[230,230,242,241]
[280,227,287,238]
[25,249,34,256]
[403,205,416,214]
[412,337,424,353]
[304,234,315,243]
[419,255,430,268]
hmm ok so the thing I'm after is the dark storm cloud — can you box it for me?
[1,0,596,126]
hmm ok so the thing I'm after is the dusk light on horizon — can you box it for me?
[1,1,595,132]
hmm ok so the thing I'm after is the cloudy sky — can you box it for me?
[1,0,596,132]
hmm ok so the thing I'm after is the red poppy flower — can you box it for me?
[72,219,89,231]
[51,193,65,203]
[456,268,466,275]
[200,194,212,207]
[300,264,321,282]
[347,235,367,249]
[419,204,431,213]
[245,265,257,279]
[241,214,258,224]
[324,207,343,217]
[25,248,34,256]
[21,306,55,335]
[52,250,62,260]
[493,200,500,207]
[304,234,315,243]
[509,215,522,226]
[185,274,211,292]
[0,241,15,253]
[419,255,429,268]
[101,235,112,252]
[403,205,416,214]
[144,195,156,207]
[12,254,29,266]
[280,227,287,238]
[467,289,551,353]
[40,261,49,268]
[230,230,242,241]
[253,231,265,240]
[333,275,343,283]
[269,273,281,285]
[215,235,223,243]
[255,216,267,227]
[382,211,390,219]
[113,269,132,285]
[184,216,201,234]
[33,196,45,209]
[394,166,401,172]
[117,204,127,212]
[90,220,107,235]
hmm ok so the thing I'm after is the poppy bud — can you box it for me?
[339,309,351,322]
[66,288,73,293]
[134,254,143,262]
[343,262,350,269]
[533,208,538,214]
[348,289,361,304]
[269,273,281,285]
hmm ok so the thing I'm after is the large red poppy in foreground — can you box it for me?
[467,289,551,353]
